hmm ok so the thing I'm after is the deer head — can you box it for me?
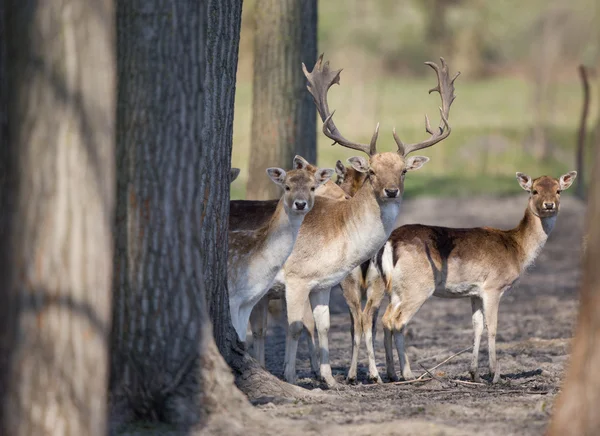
[516,171,577,218]
[267,155,334,216]
[335,160,367,198]
[303,54,459,202]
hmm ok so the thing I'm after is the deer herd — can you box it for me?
[227,54,577,388]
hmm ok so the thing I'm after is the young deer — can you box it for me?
[229,160,348,370]
[333,162,386,383]
[227,156,333,342]
[373,171,577,384]
[248,160,366,370]
[275,54,458,387]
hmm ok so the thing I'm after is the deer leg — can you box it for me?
[371,306,379,353]
[229,299,248,342]
[310,287,336,387]
[341,272,362,383]
[301,299,320,377]
[249,296,268,367]
[469,297,484,382]
[363,276,385,383]
[483,291,503,384]
[390,289,430,381]
[382,304,397,382]
[283,284,311,385]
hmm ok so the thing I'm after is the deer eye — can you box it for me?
[285,185,291,191]
[310,186,316,192]
[532,190,538,195]
[368,169,375,176]
[557,190,561,195]
[401,169,408,175]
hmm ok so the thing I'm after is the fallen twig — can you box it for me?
[419,363,447,386]
[391,377,433,386]
[450,379,486,387]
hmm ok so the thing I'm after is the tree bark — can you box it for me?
[547,87,600,435]
[109,0,302,428]
[246,0,318,200]
[0,1,115,435]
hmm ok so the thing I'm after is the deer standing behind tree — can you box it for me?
[228,156,333,341]
[230,160,348,371]
[348,171,576,383]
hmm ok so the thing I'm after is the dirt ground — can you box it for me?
[247,195,586,436]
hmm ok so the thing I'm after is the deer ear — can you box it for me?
[229,168,240,183]
[315,168,334,187]
[347,156,369,173]
[266,168,286,186]
[516,172,532,191]
[293,155,310,170]
[335,160,347,179]
[559,171,577,191]
[405,156,429,172]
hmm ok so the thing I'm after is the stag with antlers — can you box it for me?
[263,54,460,387]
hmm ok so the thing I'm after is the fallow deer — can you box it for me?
[276,54,459,387]
[228,160,347,371]
[333,162,386,383]
[369,171,578,384]
[247,160,368,370]
[227,156,334,342]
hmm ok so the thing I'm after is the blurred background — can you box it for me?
[231,0,599,199]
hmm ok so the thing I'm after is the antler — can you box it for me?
[394,58,460,156]
[303,54,380,156]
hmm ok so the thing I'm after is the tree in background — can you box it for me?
[246,0,318,200]
[0,1,115,434]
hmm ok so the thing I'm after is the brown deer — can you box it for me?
[358,171,577,384]
[246,159,363,369]
[227,156,333,342]
[229,160,348,371]
[275,54,458,387]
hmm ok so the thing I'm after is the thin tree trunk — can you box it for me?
[246,0,318,200]
[575,65,590,199]
[0,1,115,435]
[547,94,600,434]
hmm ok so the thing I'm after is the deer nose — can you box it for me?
[294,200,307,210]
[384,188,399,198]
[543,202,555,210]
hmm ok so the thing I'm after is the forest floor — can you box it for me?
[243,194,585,436]
[119,194,586,436]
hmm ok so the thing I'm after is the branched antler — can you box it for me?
[303,54,380,156]
[394,58,460,156]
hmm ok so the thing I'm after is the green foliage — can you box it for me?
[232,0,599,199]
[232,74,597,199]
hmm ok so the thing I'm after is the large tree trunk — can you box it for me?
[246,0,318,200]
[547,89,600,434]
[109,0,307,428]
[0,1,115,435]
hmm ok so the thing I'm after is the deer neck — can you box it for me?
[356,180,402,231]
[344,180,402,255]
[257,199,304,264]
[513,206,556,270]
